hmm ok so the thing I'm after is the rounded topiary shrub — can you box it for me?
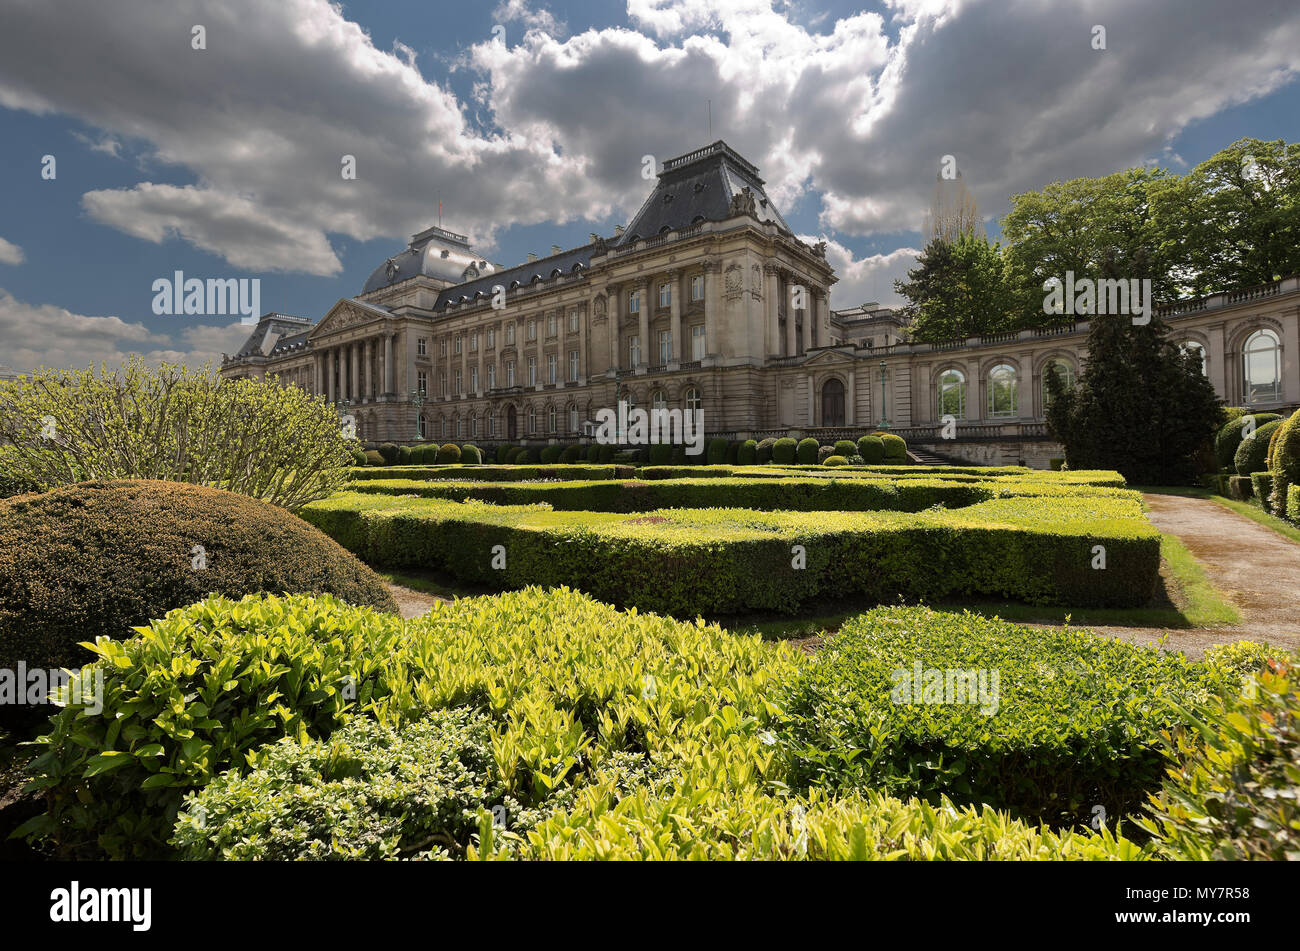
[823,455,848,467]
[726,441,741,465]
[796,438,820,465]
[738,439,758,465]
[517,449,537,464]
[349,446,367,466]
[880,432,908,463]
[755,437,777,464]
[0,481,398,672]
[817,445,835,464]
[461,445,482,465]
[540,445,563,464]
[707,437,729,466]
[833,440,857,458]
[597,444,615,463]
[857,435,885,464]
[397,446,413,464]
[772,437,798,465]
[846,454,865,466]
[586,444,601,463]
[437,443,462,464]
[377,443,399,465]
[1216,414,1281,470]
[1235,419,1284,475]
[648,443,673,465]
[363,450,384,466]
[1268,412,1300,514]
[559,445,582,464]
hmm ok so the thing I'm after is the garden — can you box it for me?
[0,361,1296,863]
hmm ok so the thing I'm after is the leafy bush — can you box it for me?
[1290,484,1300,523]
[755,437,777,464]
[857,435,885,464]
[796,438,820,465]
[772,437,798,465]
[1268,411,1300,516]
[725,441,741,465]
[363,450,384,466]
[597,444,614,463]
[846,454,865,466]
[349,446,368,466]
[1251,472,1274,511]
[559,445,582,464]
[834,440,857,458]
[398,446,413,464]
[780,606,1224,823]
[823,455,848,467]
[738,440,757,465]
[461,445,482,465]
[437,443,462,464]
[586,444,600,463]
[816,445,835,464]
[516,449,537,463]
[174,711,517,860]
[1139,654,1298,860]
[880,432,908,463]
[0,358,354,510]
[378,443,400,465]
[0,481,396,674]
[540,446,563,464]
[648,443,672,465]
[707,438,729,465]
[1227,475,1253,500]
[1216,413,1281,470]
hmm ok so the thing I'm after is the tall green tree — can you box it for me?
[894,234,1016,342]
[1045,312,1222,485]
[1150,137,1300,296]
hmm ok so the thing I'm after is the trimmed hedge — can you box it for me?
[377,443,399,465]
[462,445,482,465]
[824,455,848,467]
[779,606,1226,824]
[0,481,397,674]
[397,446,413,464]
[816,445,835,464]
[1290,484,1300,522]
[707,438,729,466]
[1234,418,1283,475]
[1251,472,1274,512]
[1228,475,1253,501]
[363,450,384,466]
[796,438,820,465]
[756,437,777,464]
[1216,413,1281,470]
[880,432,908,463]
[438,443,462,464]
[302,490,1161,615]
[738,440,757,465]
[772,438,798,465]
[1269,411,1300,516]
[540,446,563,464]
[857,435,885,464]
[834,440,858,458]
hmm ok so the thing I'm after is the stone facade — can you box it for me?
[221,141,1300,466]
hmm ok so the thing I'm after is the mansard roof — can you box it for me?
[618,140,791,245]
[431,243,597,311]
[231,313,312,358]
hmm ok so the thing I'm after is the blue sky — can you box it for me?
[1,0,1298,373]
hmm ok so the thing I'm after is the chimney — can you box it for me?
[551,245,562,255]
[527,252,538,262]
[589,233,599,243]
[614,225,625,237]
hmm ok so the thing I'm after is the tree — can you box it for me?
[894,234,1017,342]
[1045,311,1222,485]
[1150,137,1300,297]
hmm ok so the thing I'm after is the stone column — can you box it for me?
[807,373,816,426]
[384,334,394,394]
[703,262,718,359]
[638,281,651,367]
[846,369,855,425]
[801,300,812,355]
[816,292,829,350]
[364,339,373,400]
[326,348,336,403]
[350,343,360,402]
[578,303,588,382]
[785,275,797,358]
[608,285,621,371]
[314,351,323,395]
[670,271,683,364]
[766,266,780,357]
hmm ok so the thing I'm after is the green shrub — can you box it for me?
[816,445,835,464]
[516,449,537,464]
[1290,484,1300,523]
[880,432,908,463]
[0,358,355,510]
[1268,411,1300,515]
[559,445,582,464]
[349,446,367,466]
[1050,458,1065,471]
[648,443,673,465]
[461,445,482,465]
[1227,475,1253,500]
[1202,640,1294,680]
[857,435,885,464]
[823,455,848,467]
[586,444,600,463]
[755,437,777,464]
[0,481,397,675]
[796,438,820,465]
[597,444,615,463]
[540,446,563,465]
[707,438,729,466]
[671,446,688,465]
[17,593,399,858]
[772,438,798,465]
[378,443,399,465]
[1139,655,1298,860]
[436,443,461,464]
[1251,472,1274,511]
[397,446,413,464]
[174,711,518,860]
[780,606,1224,824]
[1216,413,1281,470]
[846,454,865,466]
[725,441,741,465]
[1233,418,1283,475]
[738,440,758,465]
[363,450,384,466]
[834,440,857,458]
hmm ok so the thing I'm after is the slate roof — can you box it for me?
[430,244,596,311]
[618,140,791,244]
[361,226,498,294]
[232,314,312,358]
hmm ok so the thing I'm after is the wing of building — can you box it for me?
[221,140,1300,466]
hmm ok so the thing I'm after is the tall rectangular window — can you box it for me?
[507,361,515,387]
[691,325,705,361]
[691,275,704,301]
[629,335,640,366]
[440,338,447,357]
[547,314,556,337]
[658,331,671,364]
[454,369,462,395]
[470,367,478,393]
[568,309,579,333]
[487,364,496,389]
[487,328,495,349]
[455,336,462,355]
[528,357,537,386]
[417,370,427,395]
[506,324,515,345]
[470,332,478,352]
[568,349,579,382]
[528,320,536,341]
[629,290,640,314]
[547,353,557,384]
[417,337,427,356]
[658,283,670,308]
[440,373,447,396]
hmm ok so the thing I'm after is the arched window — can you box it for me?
[1040,360,1075,410]
[651,389,666,411]
[684,386,701,414]
[528,406,537,434]
[820,378,845,427]
[988,364,1018,419]
[1243,329,1281,403]
[1179,341,1207,376]
[936,368,966,419]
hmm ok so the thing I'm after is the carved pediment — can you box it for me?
[309,299,386,340]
